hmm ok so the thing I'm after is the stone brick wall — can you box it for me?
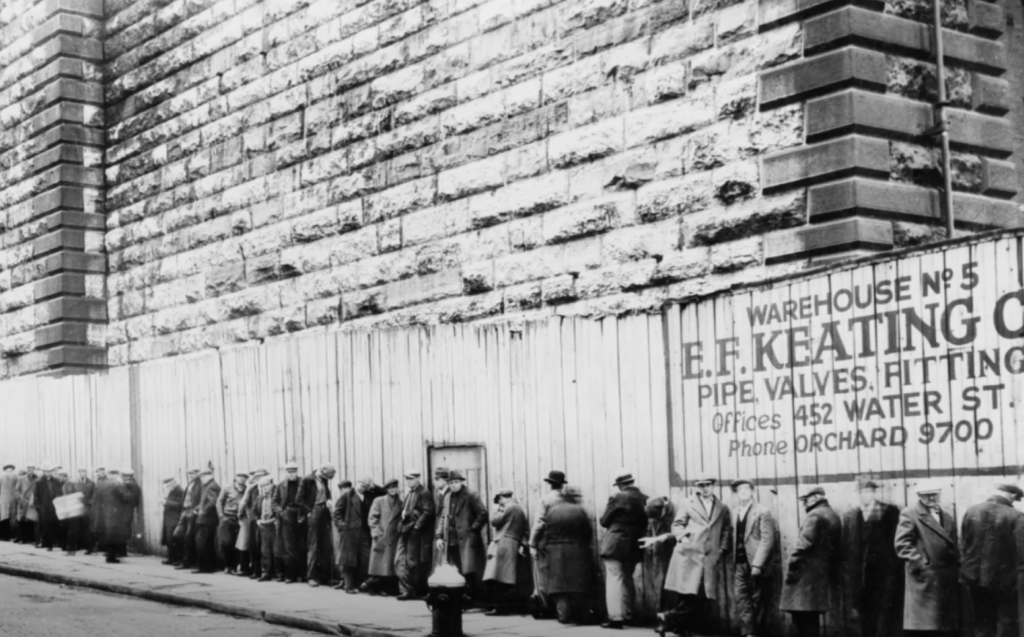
[0,0,1021,375]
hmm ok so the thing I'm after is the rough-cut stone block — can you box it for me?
[762,135,890,192]
[759,0,881,29]
[967,0,1004,37]
[543,198,623,245]
[766,217,893,262]
[979,157,1018,198]
[808,177,1020,227]
[758,46,886,109]
[385,270,463,309]
[971,74,1010,115]
[806,89,1014,156]
[803,7,1006,74]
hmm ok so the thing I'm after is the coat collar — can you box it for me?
[733,501,759,541]
[915,500,955,544]
[690,493,722,524]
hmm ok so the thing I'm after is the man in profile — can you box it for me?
[599,469,649,630]
[298,463,336,587]
[780,485,841,637]
[396,471,434,600]
[172,468,201,569]
[160,475,184,566]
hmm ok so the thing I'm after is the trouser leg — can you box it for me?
[736,562,768,635]
[181,517,197,567]
[790,612,822,637]
[218,520,239,571]
[603,558,636,622]
[282,519,300,580]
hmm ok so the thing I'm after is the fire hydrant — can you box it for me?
[424,563,465,637]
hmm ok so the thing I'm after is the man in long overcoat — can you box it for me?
[334,475,383,592]
[780,485,842,637]
[894,479,961,635]
[532,485,593,624]
[193,469,221,574]
[15,464,38,545]
[103,468,141,563]
[364,478,403,595]
[0,464,18,540]
[432,467,450,570]
[599,469,649,630]
[216,471,248,574]
[529,470,568,615]
[273,461,305,583]
[436,469,488,604]
[730,479,777,637]
[843,475,904,637]
[396,471,435,600]
[60,471,87,555]
[664,473,730,635]
[960,482,1024,637]
[160,476,185,565]
[640,496,677,614]
[34,464,61,551]
[172,468,201,569]
[483,489,530,615]
[236,468,267,578]
[255,475,279,581]
[73,468,95,552]
[88,467,109,553]
[297,463,336,587]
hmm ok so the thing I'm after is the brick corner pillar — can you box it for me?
[755,0,1019,264]
[28,0,108,375]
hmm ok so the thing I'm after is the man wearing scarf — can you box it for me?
[297,463,337,587]
[334,475,384,593]
[256,475,279,581]
[0,464,17,541]
[193,468,221,574]
[34,463,61,551]
[172,468,201,570]
[160,476,185,565]
[217,471,249,574]
[364,478,403,596]
[781,485,841,637]
[236,468,268,578]
[483,489,529,615]
[15,464,38,545]
[894,479,960,637]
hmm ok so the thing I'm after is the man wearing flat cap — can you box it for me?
[15,465,38,546]
[663,473,730,636]
[728,479,777,637]
[436,469,488,605]
[193,468,222,574]
[334,475,384,593]
[432,467,451,569]
[297,463,337,587]
[272,461,305,583]
[599,469,649,629]
[529,470,568,615]
[88,467,109,554]
[72,469,96,552]
[781,485,841,637]
[217,471,249,574]
[484,489,530,615]
[894,479,961,636]
[255,475,279,581]
[172,468,201,569]
[0,464,17,541]
[159,476,185,565]
[364,478,403,596]
[33,464,61,551]
[843,474,903,637]
[960,481,1024,637]
[60,470,88,555]
[396,471,435,600]
[236,468,268,577]
[102,468,141,564]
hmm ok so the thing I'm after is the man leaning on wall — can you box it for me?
[297,463,336,587]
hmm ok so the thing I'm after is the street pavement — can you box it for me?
[0,574,322,636]
[0,542,658,636]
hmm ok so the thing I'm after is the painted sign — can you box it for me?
[672,235,1024,484]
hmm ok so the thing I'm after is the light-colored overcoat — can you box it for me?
[368,492,403,577]
[0,470,18,522]
[664,494,731,599]
[894,500,961,631]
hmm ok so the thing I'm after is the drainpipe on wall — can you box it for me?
[932,0,956,238]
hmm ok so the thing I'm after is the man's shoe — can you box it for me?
[161,560,174,565]
[308,579,319,587]
[396,593,416,601]
[332,582,345,590]
[285,578,296,584]
[485,609,504,616]
[258,575,272,582]
[191,569,204,574]
[106,557,120,564]
[601,621,624,630]
[277,576,286,583]
[346,588,359,594]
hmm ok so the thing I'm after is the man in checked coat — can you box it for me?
[663,473,731,637]
[894,479,961,637]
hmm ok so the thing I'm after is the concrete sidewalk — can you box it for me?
[0,542,656,637]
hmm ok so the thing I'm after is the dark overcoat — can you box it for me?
[333,486,383,568]
[438,488,488,575]
[894,500,961,631]
[172,477,202,541]
[643,497,677,606]
[103,481,141,545]
[780,499,841,613]
[33,476,61,524]
[399,483,435,566]
[161,485,184,546]
[599,486,648,563]
[484,500,529,585]
[368,492,403,576]
[90,477,113,536]
[665,494,731,599]
[960,495,1024,590]
[17,473,37,521]
[77,478,96,512]
[537,496,593,594]
[196,480,221,525]
[842,502,904,637]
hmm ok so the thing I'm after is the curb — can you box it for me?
[0,561,416,637]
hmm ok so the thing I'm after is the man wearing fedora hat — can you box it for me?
[483,489,529,615]
[436,469,488,605]
[529,470,568,616]
[960,481,1024,637]
[780,485,841,637]
[396,471,435,600]
[599,469,649,629]
[663,472,730,636]
[894,479,961,636]
[843,474,903,637]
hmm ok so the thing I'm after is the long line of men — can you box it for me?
[0,463,141,563]
[3,459,1021,637]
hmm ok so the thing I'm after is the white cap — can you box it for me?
[915,479,944,495]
